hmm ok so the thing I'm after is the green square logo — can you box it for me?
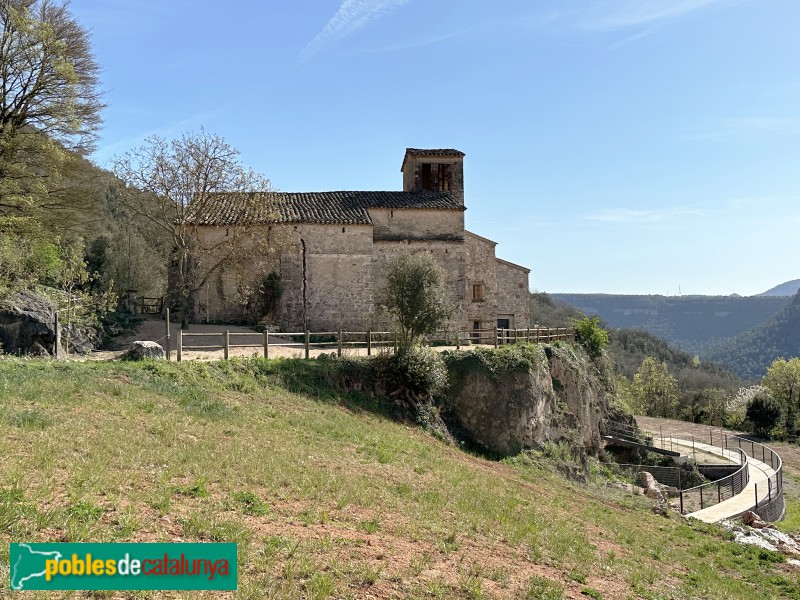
[9,543,237,591]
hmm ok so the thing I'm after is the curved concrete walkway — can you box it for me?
[652,437,778,523]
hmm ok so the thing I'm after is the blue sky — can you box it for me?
[73,0,799,296]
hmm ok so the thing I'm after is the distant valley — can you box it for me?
[548,293,789,355]
[549,287,800,379]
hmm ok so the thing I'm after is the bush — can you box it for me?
[746,392,783,437]
[382,346,448,399]
[573,316,608,359]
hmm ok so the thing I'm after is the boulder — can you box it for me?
[123,341,165,361]
[742,510,774,530]
[0,290,102,356]
[637,471,665,500]
[0,290,59,356]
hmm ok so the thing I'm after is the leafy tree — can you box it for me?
[383,252,454,351]
[573,315,608,359]
[688,387,729,426]
[729,385,766,429]
[0,0,103,214]
[762,357,800,434]
[746,391,783,437]
[0,215,60,298]
[112,131,278,326]
[630,357,679,418]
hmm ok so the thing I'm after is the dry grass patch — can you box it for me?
[0,359,798,598]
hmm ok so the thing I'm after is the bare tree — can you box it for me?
[112,130,280,326]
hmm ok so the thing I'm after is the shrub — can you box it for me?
[746,392,783,437]
[573,316,608,359]
[383,346,448,400]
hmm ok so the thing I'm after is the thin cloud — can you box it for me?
[583,207,709,223]
[580,0,743,30]
[687,116,800,141]
[301,0,410,63]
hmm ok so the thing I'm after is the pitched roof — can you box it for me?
[401,148,465,171]
[184,191,464,226]
[404,148,465,157]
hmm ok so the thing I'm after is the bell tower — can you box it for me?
[401,148,465,205]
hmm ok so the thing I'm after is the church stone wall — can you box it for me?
[495,259,531,330]
[369,208,464,241]
[191,222,530,336]
[275,224,374,331]
[372,240,467,333]
[465,233,499,334]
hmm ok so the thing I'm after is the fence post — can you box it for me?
[700,486,704,509]
[177,330,182,362]
[680,491,684,514]
[224,330,230,360]
[54,311,61,359]
[710,430,713,446]
[338,330,343,357]
[754,483,758,507]
[367,329,372,356]
[305,330,310,359]
[513,328,518,345]
[494,329,499,348]
[768,478,772,502]
[456,330,460,351]
[263,331,269,359]
[165,308,171,361]
[718,482,721,504]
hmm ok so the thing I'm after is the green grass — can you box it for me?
[0,356,798,598]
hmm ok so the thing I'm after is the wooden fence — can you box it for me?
[169,325,576,362]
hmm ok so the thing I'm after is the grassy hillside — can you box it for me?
[550,294,789,356]
[1,357,798,599]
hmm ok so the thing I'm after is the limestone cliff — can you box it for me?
[442,344,617,457]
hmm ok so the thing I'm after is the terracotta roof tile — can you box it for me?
[184,191,463,226]
[404,148,465,157]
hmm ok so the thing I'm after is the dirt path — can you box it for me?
[635,415,800,502]
[89,317,477,361]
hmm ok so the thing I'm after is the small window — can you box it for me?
[342,227,346,233]
[472,321,480,329]
[472,283,484,302]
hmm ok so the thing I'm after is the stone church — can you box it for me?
[187,148,531,335]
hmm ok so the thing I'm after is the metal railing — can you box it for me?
[605,421,784,517]
[617,464,684,489]
[651,430,783,516]
[678,448,749,514]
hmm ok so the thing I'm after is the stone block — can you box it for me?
[124,340,165,360]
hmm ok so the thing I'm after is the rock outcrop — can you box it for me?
[441,344,616,457]
[0,290,100,356]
